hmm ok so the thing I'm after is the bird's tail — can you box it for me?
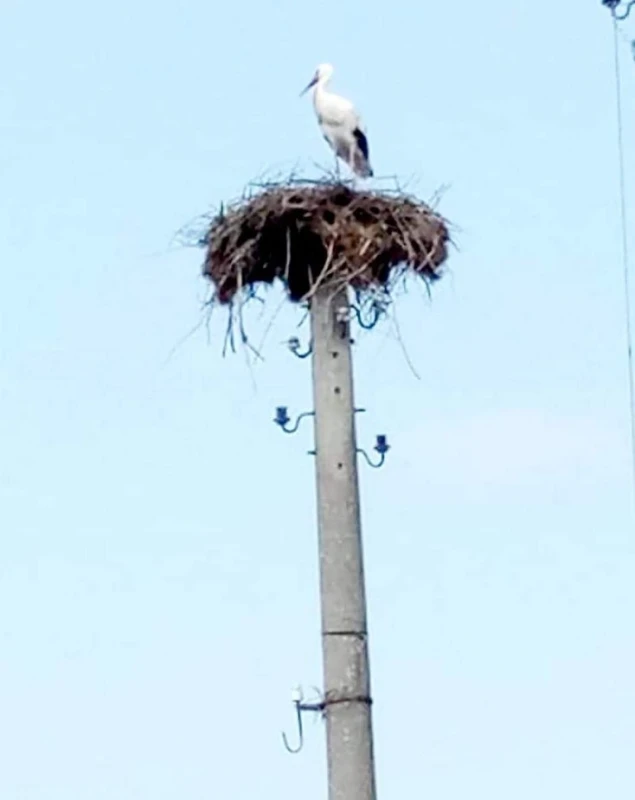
[351,128,373,178]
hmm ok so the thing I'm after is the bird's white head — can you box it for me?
[300,63,334,96]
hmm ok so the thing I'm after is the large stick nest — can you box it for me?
[201,179,451,305]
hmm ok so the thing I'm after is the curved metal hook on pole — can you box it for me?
[603,0,635,20]
[275,406,368,445]
[282,692,305,754]
[349,302,385,331]
[273,406,315,434]
[282,688,325,754]
[357,435,391,469]
[287,336,313,359]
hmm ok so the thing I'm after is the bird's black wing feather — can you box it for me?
[353,128,370,160]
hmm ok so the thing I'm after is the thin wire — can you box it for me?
[612,18,635,497]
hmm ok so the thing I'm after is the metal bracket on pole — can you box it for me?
[306,408,366,456]
[282,687,325,754]
[357,435,390,469]
[273,406,315,434]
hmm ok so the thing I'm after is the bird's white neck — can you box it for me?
[314,76,331,96]
[312,78,331,111]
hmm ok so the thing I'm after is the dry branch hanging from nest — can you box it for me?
[202,180,451,304]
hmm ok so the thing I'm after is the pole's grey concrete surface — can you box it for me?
[310,286,377,800]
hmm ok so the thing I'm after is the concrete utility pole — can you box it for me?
[309,285,377,800]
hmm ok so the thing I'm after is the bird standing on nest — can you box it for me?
[301,63,373,181]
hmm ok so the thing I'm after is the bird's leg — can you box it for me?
[334,154,340,182]
[348,144,357,190]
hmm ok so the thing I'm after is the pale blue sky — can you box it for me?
[2,1,635,797]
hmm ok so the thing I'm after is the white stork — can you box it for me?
[301,63,373,180]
